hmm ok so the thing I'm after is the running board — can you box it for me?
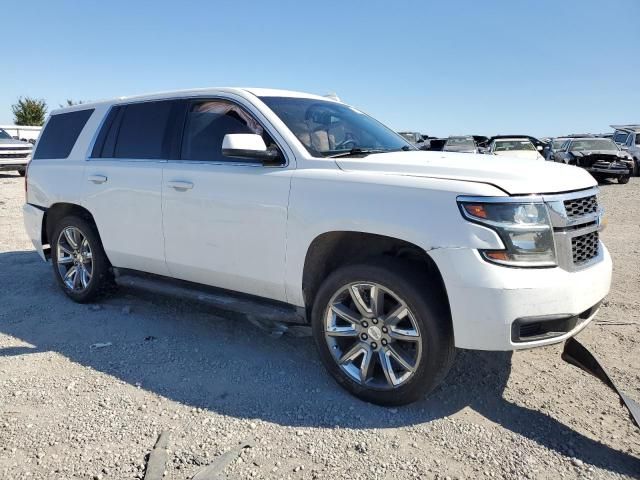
[562,337,639,429]
[113,269,311,337]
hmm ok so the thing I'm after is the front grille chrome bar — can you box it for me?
[542,187,603,272]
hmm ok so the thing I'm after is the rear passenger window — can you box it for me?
[114,101,174,159]
[181,100,274,162]
[33,109,94,159]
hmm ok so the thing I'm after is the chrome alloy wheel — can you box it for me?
[324,282,422,389]
[56,227,93,291]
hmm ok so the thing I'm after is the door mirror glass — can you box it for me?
[222,134,281,163]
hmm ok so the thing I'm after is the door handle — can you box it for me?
[167,180,194,190]
[88,174,107,184]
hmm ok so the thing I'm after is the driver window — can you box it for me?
[181,100,277,162]
[293,106,373,154]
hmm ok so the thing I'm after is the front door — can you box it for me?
[161,98,293,302]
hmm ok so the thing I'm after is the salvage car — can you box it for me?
[23,88,611,406]
[610,124,640,176]
[484,137,545,160]
[554,137,633,184]
[0,128,32,176]
[398,131,426,149]
[544,137,568,161]
[442,136,478,153]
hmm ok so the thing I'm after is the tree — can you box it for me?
[60,99,85,108]
[11,97,47,126]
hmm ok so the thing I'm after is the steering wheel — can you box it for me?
[335,139,357,150]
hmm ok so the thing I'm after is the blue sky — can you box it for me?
[3,0,639,137]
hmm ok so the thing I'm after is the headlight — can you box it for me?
[458,199,556,267]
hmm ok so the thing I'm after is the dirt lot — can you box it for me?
[1,172,639,480]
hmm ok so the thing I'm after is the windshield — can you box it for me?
[570,139,618,152]
[259,97,412,157]
[613,131,629,144]
[493,140,535,152]
[0,129,12,140]
[444,136,475,150]
[399,132,420,143]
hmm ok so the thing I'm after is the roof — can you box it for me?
[611,124,640,133]
[492,137,534,142]
[565,137,613,142]
[49,87,333,116]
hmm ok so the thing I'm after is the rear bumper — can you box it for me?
[22,204,47,261]
[430,246,612,351]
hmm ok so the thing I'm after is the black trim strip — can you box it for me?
[27,203,48,212]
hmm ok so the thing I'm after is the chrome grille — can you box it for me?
[572,231,599,265]
[544,187,602,271]
[564,195,598,218]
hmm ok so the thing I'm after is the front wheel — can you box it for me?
[618,175,630,184]
[311,259,455,406]
[51,215,115,302]
[17,168,26,177]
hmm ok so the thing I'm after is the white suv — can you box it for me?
[23,88,611,405]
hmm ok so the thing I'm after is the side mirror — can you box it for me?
[416,138,424,143]
[222,134,282,164]
[620,145,629,151]
[536,145,543,151]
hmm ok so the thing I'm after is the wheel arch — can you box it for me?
[42,202,100,248]
[301,231,451,323]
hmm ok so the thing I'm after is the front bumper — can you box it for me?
[430,245,612,351]
[585,161,631,176]
[0,159,28,171]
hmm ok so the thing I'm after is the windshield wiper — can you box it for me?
[328,148,387,158]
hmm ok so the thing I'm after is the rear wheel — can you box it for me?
[618,175,630,184]
[17,168,25,177]
[51,215,115,303]
[312,259,455,406]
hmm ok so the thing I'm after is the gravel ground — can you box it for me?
[1,172,639,480]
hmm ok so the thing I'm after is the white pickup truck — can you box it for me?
[23,88,611,405]
[0,128,32,176]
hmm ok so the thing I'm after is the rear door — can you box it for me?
[83,100,183,275]
[161,96,293,302]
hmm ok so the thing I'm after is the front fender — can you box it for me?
[284,170,505,306]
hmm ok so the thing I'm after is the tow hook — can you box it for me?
[562,337,639,429]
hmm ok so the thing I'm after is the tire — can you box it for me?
[618,175,630,184]
[17,168,26,177]
[50,215,115,303]
[311,258,455,406]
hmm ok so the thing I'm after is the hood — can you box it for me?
[335,151,597,195]
[443,146,477,153]
[0,137,31,147]
[572,150,622,157]
[493,150,543,161]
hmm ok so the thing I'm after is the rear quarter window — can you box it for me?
[33,109,94,159]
